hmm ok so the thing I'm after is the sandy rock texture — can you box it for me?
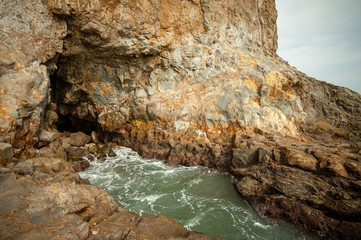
[0,0,361,239]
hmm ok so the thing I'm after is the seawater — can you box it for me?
[79,147,316,240]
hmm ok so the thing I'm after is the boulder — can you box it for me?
[70,132,91,147]
[230,148,258,169]
[66,146,90,160]
[39,130,59,143]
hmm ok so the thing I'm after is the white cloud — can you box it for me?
[276,0,361,93]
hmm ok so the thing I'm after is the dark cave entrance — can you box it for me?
[48,70,100,136]
[56,116,78,133]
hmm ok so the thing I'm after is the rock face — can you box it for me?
[0,157,216,240]
[0,0,361,239]
[0,143,13,166]
[0,0,66,148]
[230,133,361,239]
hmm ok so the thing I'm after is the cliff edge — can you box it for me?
[0,0,360,239]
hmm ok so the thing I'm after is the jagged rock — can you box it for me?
[230,135,361,239]
[66,146,90,160]
[86,143,98,153]
[44,109,59,128]
[235,162,361,239]
[51,0,307,138]
[0,0,360,239]
[36,140,68,160]
[231,148,258,168]
[0,0,66,146]
[0,156,218,240]
[73,160,91,172]
[0,143,13,166]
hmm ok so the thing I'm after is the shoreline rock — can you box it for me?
[0,0,360,239]
[104,122,361,239]
[0,148,219,240]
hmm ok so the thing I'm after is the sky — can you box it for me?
[276,0,361,94]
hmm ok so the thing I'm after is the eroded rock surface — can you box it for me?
[0,0,360,239]
[0,156,217,240]
[230,133,361,239]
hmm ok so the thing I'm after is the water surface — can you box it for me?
[80,147,316,240]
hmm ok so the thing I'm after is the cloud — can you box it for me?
[276,0,361,93]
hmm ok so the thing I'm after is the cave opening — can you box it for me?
[48,69,101,136]
[56,116,77,133]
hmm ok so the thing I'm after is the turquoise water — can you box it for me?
[79,147,316,240]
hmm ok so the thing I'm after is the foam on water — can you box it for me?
[80,147,317,240]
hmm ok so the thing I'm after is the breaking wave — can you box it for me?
[80,147,316,240]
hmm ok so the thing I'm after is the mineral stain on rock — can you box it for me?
[0,0,360,239]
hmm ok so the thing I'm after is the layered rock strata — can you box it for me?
[0,146,217,239]
[0,0,360,239]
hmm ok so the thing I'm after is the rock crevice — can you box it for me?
[0,0,361,239]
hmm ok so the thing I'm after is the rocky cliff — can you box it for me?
[0,0,361,239]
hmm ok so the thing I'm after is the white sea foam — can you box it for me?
[253,222,272,229]
[80,146,316,240]
[184,214,204,229]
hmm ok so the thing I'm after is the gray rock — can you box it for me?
[39,130,59,143]
[0,143,13,165]
[13,160,36,175]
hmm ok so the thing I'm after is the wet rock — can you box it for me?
[0,0,360,239]
[73,160,90,172]
[0,156,220,240]
[86,143,98,153]
[96,144,116,159]
[66,146,90,160]
[234,148,361,239]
